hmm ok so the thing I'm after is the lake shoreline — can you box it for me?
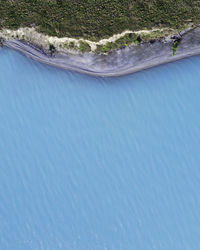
[2,26,200,77]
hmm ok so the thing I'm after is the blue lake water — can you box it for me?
[1,48,200,250]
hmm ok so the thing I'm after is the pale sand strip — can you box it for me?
[0,27,177,52]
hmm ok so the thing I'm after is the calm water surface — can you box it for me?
[1,48,200,250]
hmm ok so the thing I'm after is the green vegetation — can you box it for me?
[96,43,114,54]
[69,41,76,50]
[95,33,142,53]
[78,40,91,52]
[172,40,180,56]
[0,0,200,41]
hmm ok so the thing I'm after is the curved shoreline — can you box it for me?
[2,26,200,77]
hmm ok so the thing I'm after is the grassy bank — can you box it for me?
[0,0,200,41]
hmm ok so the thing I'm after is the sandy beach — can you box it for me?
[2,26,200,77]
